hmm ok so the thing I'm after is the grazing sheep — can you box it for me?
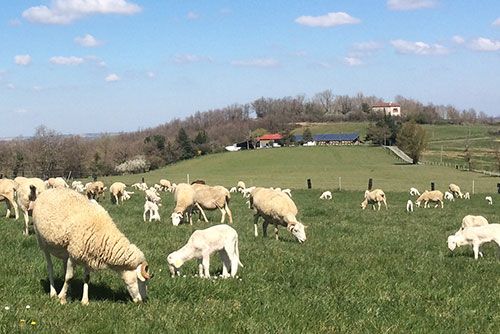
[461,215,489,229]
[415,190,444,209]
[168,183,177,193]
[241,186,255,198]
[171,183,197,226]
[159,179,172,191]
[464,192,470,200]
[237,181,246,192]
[85,181,106,201]
[485,196,493,205]
[131,182,148,191]
[409,187,420,196]
[282,189,292,198]
[0,178,19,219]
[32,188,151,304]
[319,191,332,200]
[167,224,242,278]
[250,187,307,243]
[448,183,463,199]
[229,187,238,193]
[145,188,161,204]
[109,182,129,205]
[406,199,413,212]
[15,177,47,235]
[447,224,500,260]
[122,190,134,201]
[143,200,161,222]
[45,177,69,189]
[361,189,387,211]
[192,183,233,224]
[444,191,455,202]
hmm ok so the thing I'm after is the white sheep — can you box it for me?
[464,192,470,199]
[167,224,242,278]
[15,177,47,235]
[71,180,85,193]
[448,183,463,199]
[143,200,161,222]
[131,182,148,191]
[192,183,233,224]
[319,191,332,200]
[361,189,387,211]
[447,224,500,260]
[109,182,129,205]
[229,187,237,193]
[409,187,420,196]
[171,183,197,226]
[461,215,489,229]
[444,191,455,202]
[415,190,444,209]
[406,199,413,212]
[485,196,493,205]
[32,188,151,304]
[145,188,161,204]
[250,187,307,243]
[85,181,106,201]
[45,177,69,189]
[236,181,246,192]
[0,178,19,220]
[241,186,255,198]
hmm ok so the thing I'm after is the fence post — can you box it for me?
[368,178,373,190]
[307,179,312,189]
[431,182,435,191]
[472,180,475,195]
[338,177,342,191]
[141,177,145,183]
[497,183,500,194]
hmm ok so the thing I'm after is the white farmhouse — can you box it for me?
[372,102,401,117]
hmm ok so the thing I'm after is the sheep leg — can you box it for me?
[274,224,280,240]
[219,250,230,278]
[262,220,269,238]
[230,240,240,277]
[22,210,30,236]
[377,202,381,211]
[143,209,147,222]
[219,207,226,223]
[81,267,90,305]
[198,260,204,277]
[58,257,75,304]
[440,200,444,209]
[114,194,119,205]
[253,214,260,237]
[383,199,387,210]
[202,254,210,278]
[473,243,481,260]
[43,251,58,298]
[195,203,209,223]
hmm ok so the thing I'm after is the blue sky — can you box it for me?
[1,0,499,137]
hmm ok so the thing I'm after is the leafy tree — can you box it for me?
[193,130,210,155]
[176,128,195,160]
[303,127,313,142]
[396,121,427,164]
[366,115,400,145]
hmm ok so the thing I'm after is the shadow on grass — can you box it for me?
[40,278,130,303]
[393,162,413,166]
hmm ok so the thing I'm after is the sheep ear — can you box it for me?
[136,264,147,282]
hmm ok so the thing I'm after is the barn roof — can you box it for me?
[372,102,401,108]
[257,133,283,141]
[294,132,359,142]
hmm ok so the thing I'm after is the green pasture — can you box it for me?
[0,186,499,333]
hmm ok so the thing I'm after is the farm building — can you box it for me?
[256,133,283,148]
[372,102,401,117]
[293,133,360,146]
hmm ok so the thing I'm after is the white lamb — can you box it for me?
[361,189,387,211]
[159,179,172,191]
[32,188,151,304]
[485,196,493,205]
[409,187,420,196]
[447,224,500,260]
[145,188,161,204]
[0,178,19,220]
[143,200,161,222]
[236,181,246,192]
[167,224,242,278]
[406,199,413,212]
[444,191,455,202]
[461,215,489,229]
[448,183,463,199]
[71,181,85,193]
[131,182,148,191]
[464,192,470,200]
[229,187,237,193]
[319,191,332,200]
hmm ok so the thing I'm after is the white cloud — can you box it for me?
[230,58,280,68]
[492,18,500,26]
[75,34,102,47]
[344,57,363,66]
[295,12,360,28]
[105,73,120,82]
[387,0,437,11]
[469,37,500,52]
[391,39,448,55]
[50,56,85,65]
[173,54,212,64]
[7,83,15,90]
[452,35,465,44]
[147,71,155,78]
[22,0,141,25]
[187,11,199,20]
[14,54,32,65]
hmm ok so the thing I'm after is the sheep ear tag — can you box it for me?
[136,265,147,282]
[174,259,183,268]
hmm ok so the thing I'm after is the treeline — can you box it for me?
[0,90,495,179]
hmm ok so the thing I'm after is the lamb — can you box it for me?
[361,189,387,211]
[145,188,161,204]
[415,190,444,209]
[319,191,332,200]
[464,192,470,200]
[85,181,106,201]
[249,187,307,243]
[236,181,246,192]
[45,177,69,189]
[447,224,500,260]
[461,215,489,228]
[131,182,148,191]
[241,186,255,198]
[0,178,19,220]
[143,200,161,222]
[171,183,197,226]
[485,196,493,205]
[71,180,85,193]
[167,224,242,278]
[191,183,233,224]
[444,191,455,202]
[109,182,130,205]
[229,187,238,193]
[409,187,420,196]
[406,199,413,212]
[32,188,151,304]
[448,183,463,199]
[159,179,172,191]
[15,177,47,235]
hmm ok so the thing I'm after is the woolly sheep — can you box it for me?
[143,200,161,222]
[85,181,106,201]
[249,187,307,243]
[171,183,197,226]
[131,182,148,191]
[464,192,470,200]
[406,199,413,212]
[485,196,493,205]
[319,191,332,200]
[444,191,455,202]
[15,177,46,235]
[109,182,129,205]
[409,187,420,196]
[448,183,463,199]
[361,189,387,211]
[167,224,242,278]
[415,190,444,209]
[32,188,151,304]
[461,215,489,229]
[0,178,19,220]
[447,224,500,260]
[45,177,68,189]
[159,179,172,191]
[192,183,233,224]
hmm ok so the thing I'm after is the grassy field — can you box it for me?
[1,147,500,333]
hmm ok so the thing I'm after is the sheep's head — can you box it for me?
[360,199,368,210]
[447,235,457,251]
[171,212,183,226]
[122,262,151,303]
[287,222,307,243]
[167,252,183,277]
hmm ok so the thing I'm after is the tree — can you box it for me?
[366,115,400,145]
[303,127,313,142]
[176,128,195,160]
[396,121,427,164]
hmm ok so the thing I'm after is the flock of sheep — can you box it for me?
[0,176,497,305]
